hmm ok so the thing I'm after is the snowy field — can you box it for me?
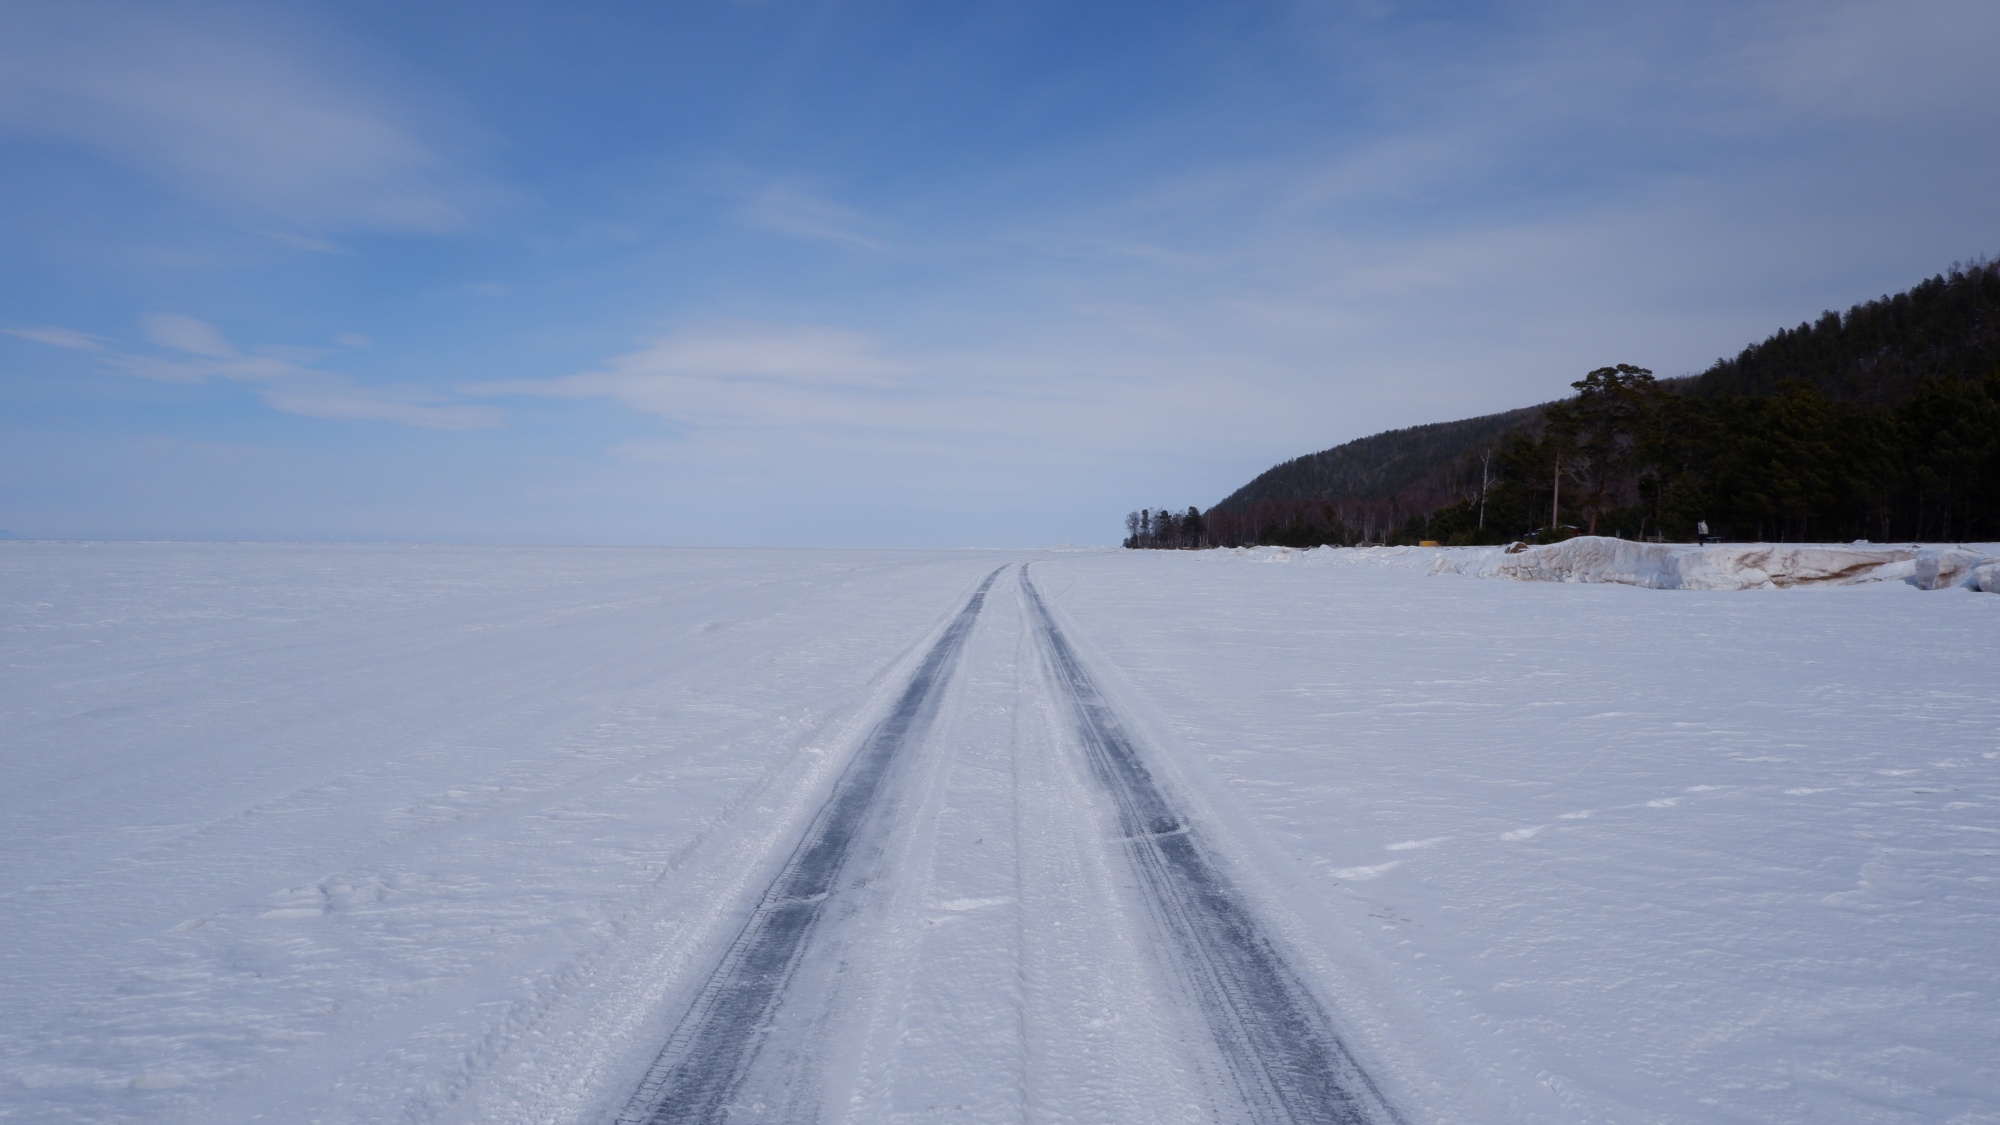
[2,542,1995,1124]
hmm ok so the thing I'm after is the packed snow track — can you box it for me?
[616,569,1002,1124]
[1022,569,1402,1125]
[618,564,1400,1124]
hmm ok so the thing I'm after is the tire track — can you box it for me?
[617,567,1003,1125]
[1021,566,1404,1125]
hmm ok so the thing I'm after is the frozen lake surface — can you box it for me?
[2,542,1995,1123]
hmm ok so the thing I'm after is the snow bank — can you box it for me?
[1912,545,2000,590]
[1481,537,1918,590]
[1228,537,2000,592]
[1977,561,2000,593]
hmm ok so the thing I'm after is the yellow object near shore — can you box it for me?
[1418,540,1440,547]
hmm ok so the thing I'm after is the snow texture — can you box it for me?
[2,541,1995,1124]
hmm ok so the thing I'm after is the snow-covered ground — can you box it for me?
[2,542,1995,1123]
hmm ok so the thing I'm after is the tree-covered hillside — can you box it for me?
[1167,259,2000,548]
[1425,364,2000,546]
[1695,261,2000,403]
[1205,404,1545,546]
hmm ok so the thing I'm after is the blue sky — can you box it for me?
[3,0,1997,545]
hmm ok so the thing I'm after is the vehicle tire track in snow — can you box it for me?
[1021,566,1404,1125]
[616,568,1003,1125]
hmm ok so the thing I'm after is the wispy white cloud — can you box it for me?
[475,324,912,430]
[1744,0,2000,124]
[6,326,105,350]
[262,230,352,255]
[468,317,1300,494]
[15,314,499,430]
[142,312,234,358]
[0,0,477,234]
[735,181,887,249]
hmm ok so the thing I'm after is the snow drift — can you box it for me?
[1911,546,2000,590]
[1245,537,2000,592]
[1481,537,1919,590]
[1977,561,2000,593]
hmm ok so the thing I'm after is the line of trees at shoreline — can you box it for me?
[1124,507,1208,549]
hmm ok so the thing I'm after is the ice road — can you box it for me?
[2,542,1995,1123]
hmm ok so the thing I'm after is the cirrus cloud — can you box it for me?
[0,0,479,234]
[13,314,499,430]
[474,324,916,431]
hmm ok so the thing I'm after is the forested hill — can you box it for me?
[1198,259,2000,547]
[1217,404,1543,508]
[1693,261,2000,403]
[1206,404,1547,543]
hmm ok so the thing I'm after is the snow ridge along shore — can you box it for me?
[1224,536,2000,592]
